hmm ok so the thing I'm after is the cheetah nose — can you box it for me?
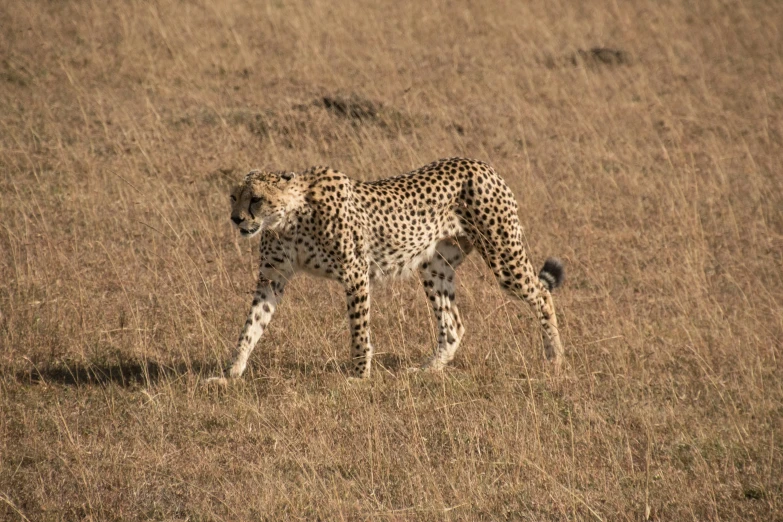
[231,216,242,225]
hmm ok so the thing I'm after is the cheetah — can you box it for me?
[213,158,565,381]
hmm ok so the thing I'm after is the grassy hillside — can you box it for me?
[1,0,781,519]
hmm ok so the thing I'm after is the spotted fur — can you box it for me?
[220,158,565,379]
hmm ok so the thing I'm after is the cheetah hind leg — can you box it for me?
[486,245,565,373]
[418,239,470,371]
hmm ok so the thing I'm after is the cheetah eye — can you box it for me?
[250,196,263,204]
[230,195,236,202]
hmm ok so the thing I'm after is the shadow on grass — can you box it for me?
[14,353,415,387]
[374,353,410,372]
[284,352,413,377]
[15,359,215,387]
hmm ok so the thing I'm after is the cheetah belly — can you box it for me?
[367,240,440,280]
[366,215,464,280]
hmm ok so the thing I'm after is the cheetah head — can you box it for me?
[230,170,298,237]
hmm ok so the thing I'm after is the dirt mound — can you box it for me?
[320,95,381,122]
[572,47,629,66]
[544,47,630,69]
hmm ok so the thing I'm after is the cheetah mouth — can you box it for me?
[239,226,260,237]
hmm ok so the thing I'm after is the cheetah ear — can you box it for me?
[279,171,297,181]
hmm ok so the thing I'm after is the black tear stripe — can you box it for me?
[249,204,255,220]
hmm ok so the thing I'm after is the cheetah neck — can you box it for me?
[276,176,310,227]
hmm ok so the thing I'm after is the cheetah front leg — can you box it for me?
[223,276,286,379]
[207,246,293,384]
[343,269,373,378]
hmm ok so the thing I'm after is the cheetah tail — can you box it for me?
[538,258,565,291]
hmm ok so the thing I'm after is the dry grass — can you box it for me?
[1,0,782,520]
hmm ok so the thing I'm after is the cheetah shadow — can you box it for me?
[373,353,414,373]
[256,352,416,377]
[16,352,425,387]
[15,359,215,388]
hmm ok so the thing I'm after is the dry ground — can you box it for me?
[1,0,782,520]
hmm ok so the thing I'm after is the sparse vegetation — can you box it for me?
[1,0,781,520]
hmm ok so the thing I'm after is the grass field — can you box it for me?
[1,0,782,520]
